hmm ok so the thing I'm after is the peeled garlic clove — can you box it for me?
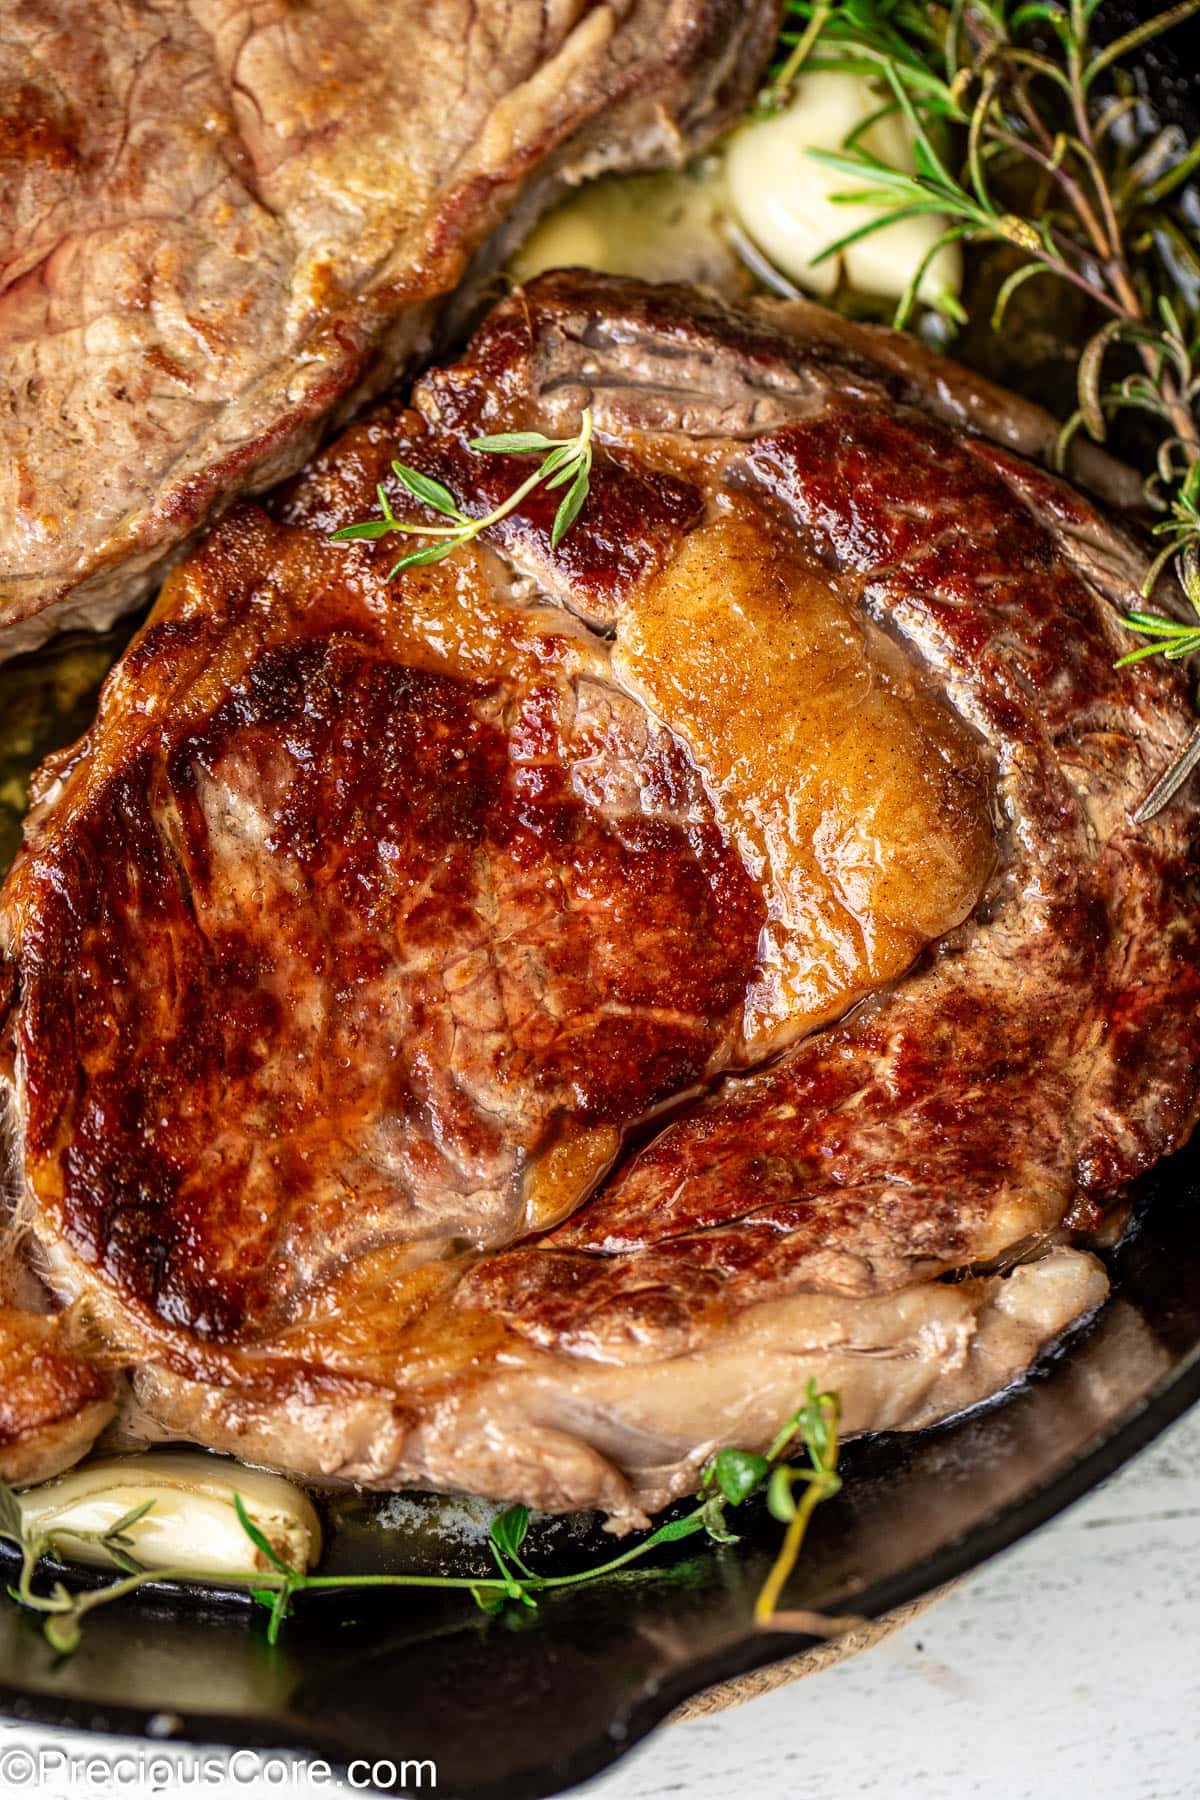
[725,73,962,310]
[18,1453,321,1578]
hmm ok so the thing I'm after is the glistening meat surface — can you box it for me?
[0,0,776,654]
[1,274,1198,1521]
[11,522,765,1341]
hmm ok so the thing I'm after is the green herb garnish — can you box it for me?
[758,0,1200,819]
[0,1385,843,1652]
[329,410,595,577]
[756,1382,843,1625]
[0,1485,159,1656]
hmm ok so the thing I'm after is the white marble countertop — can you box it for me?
[2,1402,1197,1800]
[587,1401,1200,1800]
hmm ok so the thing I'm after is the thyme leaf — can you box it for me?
[390,463,461,518]
[0,1484,21,1542]
[329,410,594,576]
[754,1385,842,1627]
[707,1447,771,1505]
[232,1492,296,1576]
[0,1384,844,1653]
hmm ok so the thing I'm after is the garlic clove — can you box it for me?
[18,1452,321,1579]
[725,73,962,309]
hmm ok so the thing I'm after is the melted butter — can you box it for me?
[160,526,593,700]
[612,502,995,1057]
[356,547,570,679]
[521,1125,621,1236]
[508,161,752,301]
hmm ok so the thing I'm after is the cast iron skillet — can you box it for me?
[0,1163,1197,1798]
[0,6,1197,1795]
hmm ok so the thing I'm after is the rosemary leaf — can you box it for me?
[760,0,1200,821]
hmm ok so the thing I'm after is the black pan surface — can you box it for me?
[0,1157,1198,1799]
[0,5,1197,1795]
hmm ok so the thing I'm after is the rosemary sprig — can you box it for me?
[764,0,958,124]
[0,1387,843,1653]
[756,0,1200,819]
[329,410,595,578]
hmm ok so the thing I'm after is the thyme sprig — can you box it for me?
[0,1386,843,1654]
[758,0,1200,818]
[329,410,594,578]
[0,1482,156,1655]
[755,1382,843,1625]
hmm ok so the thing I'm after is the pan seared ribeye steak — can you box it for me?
[2,272,1199,1521]
[0,0,776,658]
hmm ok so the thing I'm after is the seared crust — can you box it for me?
[0,1308,114,1486]
[466,367,1200,1357]
[3,273,1199,1517]
[0,0,779,653]
[5,513,762,1345]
